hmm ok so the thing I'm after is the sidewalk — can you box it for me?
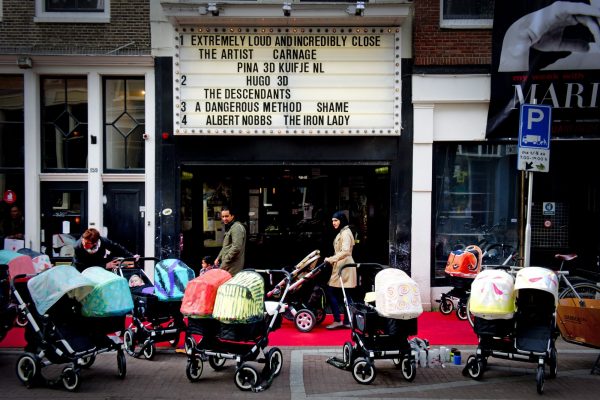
[1,338,598,399]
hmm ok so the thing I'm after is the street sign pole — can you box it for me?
[518,103,551,267]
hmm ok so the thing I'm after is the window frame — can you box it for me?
[34,0,110,23]
[439,0,494,30]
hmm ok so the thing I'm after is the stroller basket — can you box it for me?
[351,303,417,338]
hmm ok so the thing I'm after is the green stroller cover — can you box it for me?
[81,267,134,317]
[213,270,264,324]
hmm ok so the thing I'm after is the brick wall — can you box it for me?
[413,0,492,66]
[0,0,150,55]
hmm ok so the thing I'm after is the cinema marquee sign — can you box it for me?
[173,27,400,136]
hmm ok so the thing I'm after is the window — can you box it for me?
[440,0,494,29]
[103,77,145,171]
[41,77,88,171]
[35,0,110,23]
[0,75,24,169]
[433,143,519,281]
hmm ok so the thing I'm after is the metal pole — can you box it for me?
[524,171,533,267]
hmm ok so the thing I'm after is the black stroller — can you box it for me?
[327,263,422,385]
[184,269,291,392]
[266,250,328,332]
[463,266,559,395]
[116,257,194,360]
[12,265,130,391]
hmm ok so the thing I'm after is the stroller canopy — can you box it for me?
[374,268,423,320]
[17,248,52,273]
[181,268,232,317]
[27,265,95,315]
[80,267,134,317]
[469,268,516,320]
[153,259,195,301]
[514,266,559,305]
[213,270,265,324]
[445,245,482,279]
[0,249,37,278]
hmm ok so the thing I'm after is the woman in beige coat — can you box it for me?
[324,211,356,329]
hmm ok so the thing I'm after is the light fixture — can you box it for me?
[283,2,291,17]
[17,56,32,69]
[355,1,365,16]
[207,3,219,16]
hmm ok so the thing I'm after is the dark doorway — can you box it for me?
[180,164,390,272]
[104,182,145,256]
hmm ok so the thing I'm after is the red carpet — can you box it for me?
[0,312,476,349]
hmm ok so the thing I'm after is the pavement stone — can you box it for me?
[1,338,599,399]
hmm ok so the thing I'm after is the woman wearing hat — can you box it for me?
[324,211,356,329]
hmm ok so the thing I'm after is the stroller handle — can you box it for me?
[113,256,157,271]
[9,273,37,291]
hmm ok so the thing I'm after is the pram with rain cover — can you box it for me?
[266,249,328,332]
[117,257,195,360]
[327,264,422,385]
[464,266,559,395]
[12,265,131,391]
[437,245,482,320]
[0,250,38,339]
[184,269,291,392]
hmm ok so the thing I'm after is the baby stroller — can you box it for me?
[464,266,559,394]
[117,257,195,360]
[437,245,482,320]
[0,250,38,337]
[266,249,328,332]
[327,264,422,385]
[12,265,131,391]
[184,269,291,392]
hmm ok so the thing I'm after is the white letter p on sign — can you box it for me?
[527,109,544,130]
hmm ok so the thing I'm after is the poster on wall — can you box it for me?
[486,0,600,139]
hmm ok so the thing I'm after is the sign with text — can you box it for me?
[173,27,400,136]
[518,104,551,172]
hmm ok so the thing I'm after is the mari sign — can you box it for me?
[518,104,551,172]
[173,27,401,136]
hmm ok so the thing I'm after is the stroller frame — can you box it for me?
[115,257,186,360]
[11,273,126,392]
[464,284,558,395]
[329,263,418,385]
[266,250,327,332]
[184,268,291,392]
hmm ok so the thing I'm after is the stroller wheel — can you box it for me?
[78,355,96,369]
[266,347,284,377]
[15,353,40,388]
[315,308,327,324]
[123,328,139,357]
[464,355,484,380]
[117,349,127,379]
[536,365,545,394]
[548,347,558,379]
[352,358,376,385]
[456,304,468,320]
[439,298,453,315]
[62,366,81,392]
[186,354,204,382]
[234,364,259,391]
[15,313,28,327]
[342,341,354,366]
[142,342,156,360]
[295,309,316,332]
[401,356,417,382]
[208,355,227,371]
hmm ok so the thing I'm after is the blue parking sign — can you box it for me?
[519,104,551,149]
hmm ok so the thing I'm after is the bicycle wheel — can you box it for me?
[559,283,600,301]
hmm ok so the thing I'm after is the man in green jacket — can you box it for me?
[215,206,246,275]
